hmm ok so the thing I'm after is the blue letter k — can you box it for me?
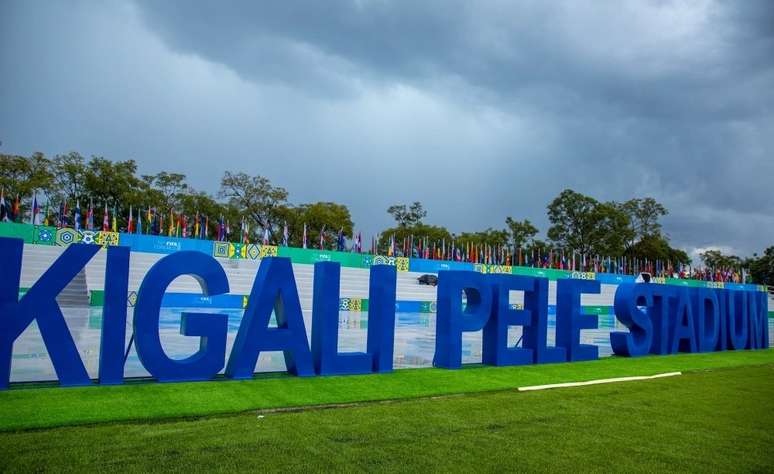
[0,237,100,389]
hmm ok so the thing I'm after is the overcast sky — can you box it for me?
[1,0,772,261]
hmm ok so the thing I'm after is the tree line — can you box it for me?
[0,152,353,247]
[380,192,688,263]
[1,151,772,285]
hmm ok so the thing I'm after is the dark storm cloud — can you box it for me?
[1,0,773,257]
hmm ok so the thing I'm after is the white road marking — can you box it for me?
[517,372,682,392]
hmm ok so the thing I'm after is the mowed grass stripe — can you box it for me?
[1,349,772,431]
[1,364,772,473]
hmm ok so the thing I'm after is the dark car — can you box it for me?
[417,274,438,286]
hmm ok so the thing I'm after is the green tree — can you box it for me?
[51,152,87,204]
[524,238,551,257]
[546,189,632,256]
[749,246,774,286]
[387,202,427,227]
[0,153,55,213]
[142,172,188,210]
[81,157,147,229]
[620,197,668,247]
[626,234,690,265]
[378,223,452,254]
[457,228,510,247]
[285,202,354,248]
[700,249,742,270]
[219,172,289,239]
[83,158,144,207]
[176,191,233,238]
[505,217,538,248]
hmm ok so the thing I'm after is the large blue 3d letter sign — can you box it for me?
[311,262,397,375]
[611,283,768,357]
[433,271,492,369]
[0,238,101,389]
[482,275,535,366]
[435,272,582,368]
[99,246,131,385]
[556,279,600,362]
[226,257,314,378]
[0,235,769,390]
[134,251,229,382]
[610,283,653,357]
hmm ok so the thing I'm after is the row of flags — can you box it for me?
[0,192,753,281]
[381,235,692,275]
[1,190,121,232]
[1,192,361,249]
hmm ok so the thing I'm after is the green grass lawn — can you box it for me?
[1,349,773,431]
[1,362,772,472]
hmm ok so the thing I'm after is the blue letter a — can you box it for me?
[226,257,314,378]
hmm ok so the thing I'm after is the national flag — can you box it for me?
[102,203,109,231]
[194,212,200,239]
[58,200,68,228]
[73,200,81,231]
[282,222,289,246]
[302,223,307,249]
[337,228,345,251]
[319,225,326,250]
[168,209,175,236]
[203,215,209,239]
[86,199,94,230]
[30,193,40,225]
[127,205,134,233]
[137,208,143,234]
[12,194,20,222]
[217,215,225,241]
[0,189,8,222]
[263,226,270,245]
[43,200,50,226]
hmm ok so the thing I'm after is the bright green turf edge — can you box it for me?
[1,364,773,473]
[1,349,772,431]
